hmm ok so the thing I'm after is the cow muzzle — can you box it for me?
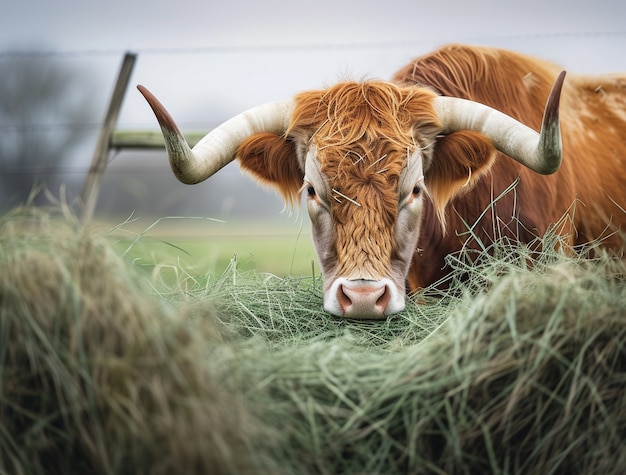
[324,278,405,319]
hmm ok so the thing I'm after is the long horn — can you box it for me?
[432,70,566,175]
[137,85,294,184]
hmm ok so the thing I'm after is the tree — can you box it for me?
[0,52,96,210]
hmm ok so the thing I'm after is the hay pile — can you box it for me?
[3,207,626,474]
[0,208,282,475]
[190,240,626,473]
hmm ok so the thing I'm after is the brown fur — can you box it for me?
[426,130,497,225]
[237,133,302,207]
[395,44,626,289]
[236,44,626,291]
[288,82,441,278]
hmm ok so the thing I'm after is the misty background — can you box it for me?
[2,0,626,224]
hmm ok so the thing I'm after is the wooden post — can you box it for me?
[79,52,137,222]
[110,130,205,150]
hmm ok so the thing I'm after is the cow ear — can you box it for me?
[236,132,304,207]
[425,130,497,224]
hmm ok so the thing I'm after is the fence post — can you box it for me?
[79,52,137,222]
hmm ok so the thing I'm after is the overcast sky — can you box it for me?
[2,0,626,218]
[4,0,626,122]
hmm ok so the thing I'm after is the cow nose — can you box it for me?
[336,279,392,319]
[324,277,406,319]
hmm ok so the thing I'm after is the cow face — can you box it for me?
[237,82,499,318]
[302,144,425,318]
[256,82,443,318]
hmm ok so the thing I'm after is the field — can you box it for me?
[2,206,626,474]
[106,216,317,281]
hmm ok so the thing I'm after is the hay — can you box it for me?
[3,207,626,474]
[0,207,284,475]
[181,239,626,474]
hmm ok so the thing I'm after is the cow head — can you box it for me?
[138,71,564,319]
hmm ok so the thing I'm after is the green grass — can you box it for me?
[105,216,318,284]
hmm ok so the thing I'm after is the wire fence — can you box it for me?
[2,30,626,57]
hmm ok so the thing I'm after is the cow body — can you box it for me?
[393,45,626,289]
[139,44,626,319]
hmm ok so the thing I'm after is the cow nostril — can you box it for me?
[337,284,352,313]
[376,285,391,312]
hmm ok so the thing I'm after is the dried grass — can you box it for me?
[182,234,626,474]
[0,207,283,475]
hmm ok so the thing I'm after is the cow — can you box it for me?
[138,44,626,319]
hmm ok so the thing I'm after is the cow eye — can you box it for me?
[412,185,421,195]
[307,186,316,197]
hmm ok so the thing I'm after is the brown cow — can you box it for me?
[138,44,626,319]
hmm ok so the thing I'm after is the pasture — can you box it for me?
[2,206,626,474]
[107,216,317,284]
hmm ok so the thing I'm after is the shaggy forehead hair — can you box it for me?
[288,81,441,277]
